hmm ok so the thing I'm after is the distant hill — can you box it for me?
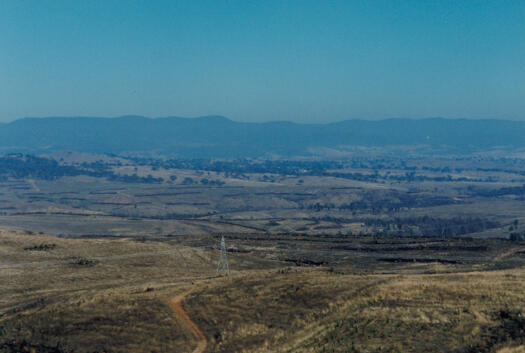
[0,116,524,158]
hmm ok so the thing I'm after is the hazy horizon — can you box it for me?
[1,1,524,123]
[3,3,525,350]
[2,114,525,125]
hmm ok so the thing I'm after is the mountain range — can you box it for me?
[0,116,524,158]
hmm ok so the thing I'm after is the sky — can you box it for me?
[1,0,524,123]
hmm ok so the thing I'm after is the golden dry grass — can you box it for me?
[187,268,525,353]
[2,228,525,352]
[0,229,220,352]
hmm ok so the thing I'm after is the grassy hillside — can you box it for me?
[190,269,525,352]
[2,229,525,352]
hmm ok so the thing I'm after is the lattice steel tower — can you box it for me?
[216,234,230,275]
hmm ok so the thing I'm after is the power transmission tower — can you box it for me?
[216,234,230,275]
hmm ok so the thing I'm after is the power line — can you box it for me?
[216,234,230,276]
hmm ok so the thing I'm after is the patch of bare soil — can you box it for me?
[169,290,207,353]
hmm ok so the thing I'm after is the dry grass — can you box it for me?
[187,268,525,353]
[3,228,525,352]
[0,229,222,352]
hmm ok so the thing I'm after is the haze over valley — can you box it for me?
[2,1,525,352]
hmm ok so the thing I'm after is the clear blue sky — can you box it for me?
[1,0,524,123]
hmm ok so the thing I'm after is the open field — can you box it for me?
[187,268,525,353]
[2,154,525,351]
[2,228,525,352]
[3,0,525,349]
[0,229,280,352]
[3,154,525,242]
[1,175,525,241]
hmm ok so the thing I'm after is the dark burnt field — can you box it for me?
[175,232,525,274]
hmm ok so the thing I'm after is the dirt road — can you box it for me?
[169,290,207,353]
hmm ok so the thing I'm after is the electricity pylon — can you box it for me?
[216,234,230,275]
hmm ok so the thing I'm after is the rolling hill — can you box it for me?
[0,116,524,158]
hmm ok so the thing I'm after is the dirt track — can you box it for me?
[169,290,207,353]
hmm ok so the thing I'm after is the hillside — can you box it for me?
[1,116,524,158]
